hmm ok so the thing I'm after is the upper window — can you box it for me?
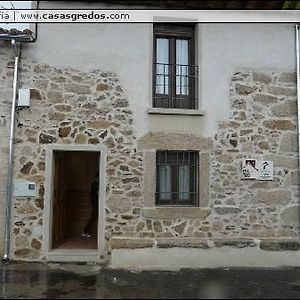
[153,23,198,109]
[156,151,199,207]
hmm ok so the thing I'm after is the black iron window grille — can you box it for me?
[153,23,198,109]
[156,151,199,207]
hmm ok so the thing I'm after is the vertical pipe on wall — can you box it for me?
[296,25,300,197]
[3,40,20,262]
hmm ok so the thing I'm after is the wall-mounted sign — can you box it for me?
[14,180,36,197]
[241,159,273,181]
[257,160,273,181]
[241,159,258,179]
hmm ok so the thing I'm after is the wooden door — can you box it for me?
[52,152,67,249]
[65,152,99,237]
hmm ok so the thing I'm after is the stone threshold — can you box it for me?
[47,249,99,262]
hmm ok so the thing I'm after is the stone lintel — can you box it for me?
[137,132,213,151]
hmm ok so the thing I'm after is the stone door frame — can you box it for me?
[43,144,107,262]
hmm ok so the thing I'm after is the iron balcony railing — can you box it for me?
[153,63,199,110]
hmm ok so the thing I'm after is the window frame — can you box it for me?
[153,23,197,110]
[155,150,199,207]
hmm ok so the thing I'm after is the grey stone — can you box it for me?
[14,248,35,258]
[173,222,187,235]
[260,240,300,251]
[88,138,100,145]
[136,222,145,232]
[268,86,297,96]
[258,141,270,150]
[48,112,66,121]
[263,120,296,131]
[252,72,272,84]
[16,202,38,214]
[215,206,242,215]
[214,238,257,248]
[75,134,87,144]
[47,91,63,103]
[59,126,71,138]
[96,83,112,92]
[278,72,296,83]
[107,196,131,214]
[64,83,91,94]
[31,239,42,250]
[280,205,300,226]
[111,238,154,249]
[253,93,277,105]
[15,236,29,248]
[216,154,234,164]
[279,133,298,153]
[87,119,116,129]
[112,99,129,108]
[154,221,163,233]
[20,162,34,175]
[39,133,57,144]
[271,101,297,117]
[254,190,291,205]
[235,83,256,95]
[240,129,253,136]
[54,104,72,113]
[157,238,209,249]
[30,89,42,100]
[126,190,142,197]
[231,98,246,110]
[264,155,298,169]
[122,177,140,184]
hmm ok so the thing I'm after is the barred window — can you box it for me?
[153,23,198,109]
[156,151,199,206]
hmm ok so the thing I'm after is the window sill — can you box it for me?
[142,207,210,220]
[148,108,205,116]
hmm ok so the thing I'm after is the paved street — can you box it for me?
[0,262,300,298]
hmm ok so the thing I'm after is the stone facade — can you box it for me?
[111,70,300,252]
[211,70,299,244]
[10,59,143,260]
[0,40,299,262]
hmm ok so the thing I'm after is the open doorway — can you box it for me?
[51,150,100,250]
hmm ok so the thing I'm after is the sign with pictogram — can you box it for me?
[257,160,273,181]
[241,159,273,181]
[241,159,258,180]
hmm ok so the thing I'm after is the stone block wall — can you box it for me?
[112,71,300,251]
[11,60,143,260]
[110,70,300,253]
[211,70,299,241]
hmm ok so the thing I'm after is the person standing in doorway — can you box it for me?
[81,173,99,238]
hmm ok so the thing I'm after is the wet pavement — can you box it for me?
[0,262,300,299]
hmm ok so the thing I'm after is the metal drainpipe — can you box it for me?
[296,24,300,199]
[3,40,21,262]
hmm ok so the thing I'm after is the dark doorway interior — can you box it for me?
[52,151,100,250]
